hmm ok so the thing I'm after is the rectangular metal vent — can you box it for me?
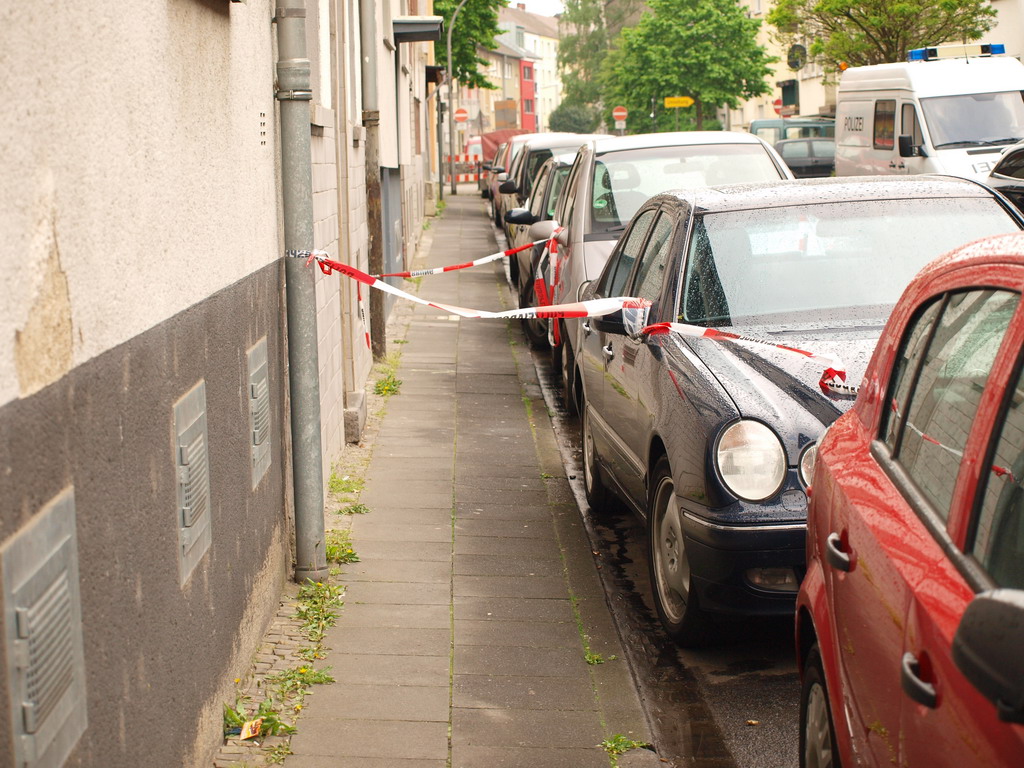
[247,337,272,487]
[3,488,87,768]
[174,380,212,586]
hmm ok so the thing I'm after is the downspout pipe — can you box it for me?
[275,0,328,583]
[360,0,386,360]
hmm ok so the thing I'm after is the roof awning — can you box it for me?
[393,16,443,43]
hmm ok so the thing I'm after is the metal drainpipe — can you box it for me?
[360,0,386,360]
[275,0,328,583]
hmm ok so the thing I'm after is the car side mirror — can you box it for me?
[898,134,925,158]
[952,589,1024,724]
[556,228,569,247]
[592,310,626,335]
[499,179,518,194]
[505,208,538,226]
[481,163,493,172]
[529,220,556,242]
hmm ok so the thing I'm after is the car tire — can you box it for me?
[648,456,711,647]
[520,281,548,349]
[582,400,614,514]
[800,644,842,768]
[561,339,579,416]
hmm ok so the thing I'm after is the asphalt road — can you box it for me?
[529,343,801,768]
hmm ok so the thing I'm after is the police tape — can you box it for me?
[291,250,856,395]
[294,250,636,320]
[372,239,549,279]
[641,322,855,395]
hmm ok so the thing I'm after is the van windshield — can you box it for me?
[922,91,1024,148]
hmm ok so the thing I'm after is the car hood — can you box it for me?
[676,320,882,452]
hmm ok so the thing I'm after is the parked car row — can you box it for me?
[483,127,1024,766]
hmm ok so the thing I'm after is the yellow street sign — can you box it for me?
[664,96,695,108]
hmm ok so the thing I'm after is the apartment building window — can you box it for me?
[524,99,534,114]
[524,65,533,80]
[505,62,514,79]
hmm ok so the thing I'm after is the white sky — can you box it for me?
[515,0,565,17]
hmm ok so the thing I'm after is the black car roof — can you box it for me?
[654,175,1000,214]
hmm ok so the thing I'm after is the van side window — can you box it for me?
[901,104,924,147]
[873,100,896,150]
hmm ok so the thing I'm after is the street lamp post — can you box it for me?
[447,0,470,195]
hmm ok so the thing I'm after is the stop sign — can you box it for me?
[612,105,628,121]
[773,98,783,115]
[454,107,469,123]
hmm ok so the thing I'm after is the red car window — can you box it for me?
[971,361,1024,588]
[882,298,943,448]
[886,290,1019,520]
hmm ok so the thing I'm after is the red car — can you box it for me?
[798,233,1024,767]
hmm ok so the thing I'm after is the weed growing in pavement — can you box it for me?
[223,696,296,739]
[404,275,424,289]
[265,743,292,764]
[325,529,359,564]
[296,646,326,662]
[268,666,335,698]
[600,734,651,761]
[295,579,344,645]
[541,472,554,479]
[328,472,364,498]
[585,651,617,665]
[373,372,402,396]
[436,200,447,215]
[394,339,409,344]
[336,502,370,516]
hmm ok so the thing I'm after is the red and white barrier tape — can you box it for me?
[641,322,855,395]
[373,239,547,279]
[288,249,856,395]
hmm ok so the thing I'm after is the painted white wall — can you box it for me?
[0,2,281,408]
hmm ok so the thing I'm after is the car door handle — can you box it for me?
[582,321,592,335]
[602,344,614,360]
[825,532,851,572]
[901,652,937,708]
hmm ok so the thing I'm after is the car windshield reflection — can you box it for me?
[680,197,1020,327]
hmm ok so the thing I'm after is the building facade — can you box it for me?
[0,2,436,766]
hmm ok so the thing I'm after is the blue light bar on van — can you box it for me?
[908,43,1005,61]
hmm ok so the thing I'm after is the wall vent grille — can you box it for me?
[248,338,272,487]
[174,381,212,585]
[3,488,87,768]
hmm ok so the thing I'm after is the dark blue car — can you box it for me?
[578,176,1024,645]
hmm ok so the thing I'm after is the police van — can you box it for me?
[834,43,1024,180]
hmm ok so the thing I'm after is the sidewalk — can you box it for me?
[285,192,656,767]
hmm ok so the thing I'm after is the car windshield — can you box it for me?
[589,144,784,234]
[922,91,1024,148]
[680,197,1020,327]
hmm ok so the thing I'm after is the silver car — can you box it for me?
[530,131,793,413]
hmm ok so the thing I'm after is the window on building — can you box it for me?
[524,65,533,81]
[524,99,534,114]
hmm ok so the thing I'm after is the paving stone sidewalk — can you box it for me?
[282,192,657,767]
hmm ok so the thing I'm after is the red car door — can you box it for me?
[899,279,1024,765]
[816,296,949,766]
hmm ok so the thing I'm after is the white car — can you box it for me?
[530,131,793,413]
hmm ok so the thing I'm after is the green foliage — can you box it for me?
[600,734,651,757]
[223,696,296,739]
[337,502,371,516]
[548,100,600,133]
[328,472,364,497]
[295,579,345,645]
[325,530,360,564]
[601,0,774,131]
[558,0,611,107]
[767,0,997,69]
[373,373,402,397]
[433,0,505,90]
[268,666,336,697]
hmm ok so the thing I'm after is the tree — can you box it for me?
[433,0,505,90]
[601,0,774,131]
[548,101,600,133]
[558,0,645,109]
[767,0,997,68]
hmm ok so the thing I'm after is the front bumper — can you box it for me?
[680,509,806,616]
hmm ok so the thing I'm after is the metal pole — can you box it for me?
[360,0,387,360]
[275,0,328,584]
[447,0,470,195]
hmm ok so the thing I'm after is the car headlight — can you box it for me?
[798,443,817,488]
[716,420,786,502]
